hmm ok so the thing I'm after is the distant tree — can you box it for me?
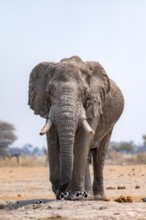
[142,135,146,146]
[0,121,17,158]
[111,141,134,153]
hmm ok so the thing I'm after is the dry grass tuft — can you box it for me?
[1,152,146,168]
[106,151,146,165]
[0,156,47,167]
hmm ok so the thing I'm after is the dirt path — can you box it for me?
[0,165,146,219]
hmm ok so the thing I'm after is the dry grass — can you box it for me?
[106,151,146,165]
[129,152,146,164]
[0,156,47,167]
[0,152,146,168]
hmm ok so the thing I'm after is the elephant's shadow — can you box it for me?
[3,199,54,210]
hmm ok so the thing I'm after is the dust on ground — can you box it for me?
[0,157,146,220]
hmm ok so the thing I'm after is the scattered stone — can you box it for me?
[115,196,132,203]
[99,206,108,210]
[42,215,69,220]
[33,204,41,209]
[106,186,116,190]
[0,204,5,209]
[17,194,21,197]
[142,198,146,202]
[135,185,140,189]
[47,205,52,209]
[58,207,63,210]
[117,186,126,190]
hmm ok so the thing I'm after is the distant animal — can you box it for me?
[28,56,124,200]
[8,148,21,164]
[9,153,20,164]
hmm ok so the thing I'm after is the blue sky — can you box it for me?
[0,0,146,147]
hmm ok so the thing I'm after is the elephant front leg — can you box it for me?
[67,117,99,200]
[46,130,60,196]
[92,129,113,200]
[66,128,90,200]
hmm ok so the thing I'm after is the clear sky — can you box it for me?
[0,0,146,147]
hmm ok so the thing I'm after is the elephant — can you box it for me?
[28,56,124,200]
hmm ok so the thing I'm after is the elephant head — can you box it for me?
[28,56,110,194]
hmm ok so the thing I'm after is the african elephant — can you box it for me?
[28,56,124,200]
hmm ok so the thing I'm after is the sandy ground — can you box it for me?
[0,162,146,220]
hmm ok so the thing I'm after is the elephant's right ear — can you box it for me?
[84,61,110,118]
[28,62,53,119]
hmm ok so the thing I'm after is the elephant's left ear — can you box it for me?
[28,62,54,119]
[84,61,110,118]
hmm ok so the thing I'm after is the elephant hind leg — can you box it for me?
[92,129,113,200]
[84,153,92,193]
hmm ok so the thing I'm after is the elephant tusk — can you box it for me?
[82,119,95,136]
[39,119,52,135]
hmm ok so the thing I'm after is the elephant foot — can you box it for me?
[67,191,88,201]
[58,191,88,200]
[56,192,69,200]
[86,191,94,200]
[56,182,70,200]
[94,193,107,201]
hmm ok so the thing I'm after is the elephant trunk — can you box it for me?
[56,107,78,194]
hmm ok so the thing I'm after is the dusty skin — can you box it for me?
[0,158,146,220]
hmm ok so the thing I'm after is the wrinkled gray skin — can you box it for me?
[28,56,124,200]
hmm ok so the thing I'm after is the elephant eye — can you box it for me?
[46,83,55,95]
